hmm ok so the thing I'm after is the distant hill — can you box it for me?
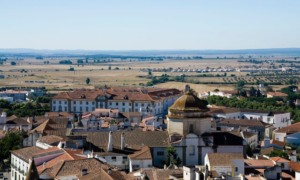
[0,48,300,57]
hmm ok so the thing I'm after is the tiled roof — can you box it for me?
[138,168,183,180]
[218,119,271,127]
[29,117,68,137]
[6,116,30,125]
[209,108,240,114]
[276,122,300,133]
[53,87,182,102]
[11,146,43,162]
[244,159,275,167]
[267,92,288,97]
[45,112,73,118]
[290,161,300,172]
[207,153,244,166]
[85,130,170,150]
[12,146,65,163]
[270,157,290,163]
[78,168,128,180]
[129,146,152,160]
[271,140,285,147]
[37,148,85,173]
[54,158,105,177]
[37,135,65,145]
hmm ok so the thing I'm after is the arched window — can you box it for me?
[189,145,195,156]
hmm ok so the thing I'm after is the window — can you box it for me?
[64,107,67,111]
[111,157,116,162]
[122,102,125,106]
[80,101,82,105]
[73,101,76,104]
[122,108,125,112]
[116,102,119,106]
[135,103,138,107]
[141,103,144,107]
[53,107,56,111]
[92,102,95,105]
[189,145,195,156]
[73,107,76,112]
[157,151,164,156]
[65,101,67,104]
[235,167,238,172]
[53,101,56,104]
[86,107,89,112]
[122,156,127,160]
[80,107,82,112]
[109,102,112,105]
[133,165,140,169]
[59,101,61,104]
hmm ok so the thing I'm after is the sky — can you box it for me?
[0,0,300,50]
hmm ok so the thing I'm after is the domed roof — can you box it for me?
[169,91,208,113]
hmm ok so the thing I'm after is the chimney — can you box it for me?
[107,131,113,152]
[185,84,190,93]
[121,132,125,150]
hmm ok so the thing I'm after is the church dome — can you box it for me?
[169,90,208,113]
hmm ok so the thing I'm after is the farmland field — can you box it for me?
[0,57,299,92]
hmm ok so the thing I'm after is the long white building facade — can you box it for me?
[51,87,182,117]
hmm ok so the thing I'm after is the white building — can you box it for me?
[273,122,300,146]
[212,108,291,128]
[204,153,244,178]
[51,87,182,117]
[11,146,64,180]
[128,146,152,172]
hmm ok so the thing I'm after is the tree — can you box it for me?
[10,61,16,66]
[164,147,182,166]
[86,77,90,85]
[108,66,111,70]
[268,149,288,159]
[0,131,23,169]
[148,69,152,76]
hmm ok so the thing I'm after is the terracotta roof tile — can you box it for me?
[270,157,290,163]
[290,161,300,172]
[53,87,182,102]
[218,119,272,127]
[37,135,64,145]
[267,92,288,97]
[276,122,300,133]
[244,159,275,167]
[85,130,170,150]
[129,146,152,160]
[207,153,244,166]
[12,146,43,162]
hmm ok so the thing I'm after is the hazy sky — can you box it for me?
[1,0,300,50]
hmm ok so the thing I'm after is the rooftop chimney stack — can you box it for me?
[107,131,113,152]
[121,132,125,150]
[185,84,190,93]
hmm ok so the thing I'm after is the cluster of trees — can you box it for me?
[0,100,50,117]
[147,74,169,86]
[0,131,23,169]
[59,60,72,64]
